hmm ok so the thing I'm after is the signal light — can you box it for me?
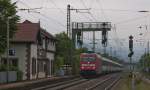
[129,35,133,50]
[128,35,134,57]
[129,39,133,50]
[128,51,134,57]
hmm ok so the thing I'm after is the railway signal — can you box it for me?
[129,35,133,50]
[128,35,134,57]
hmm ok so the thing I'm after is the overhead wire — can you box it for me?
[79,0,141,57]
[80,0,97,21]
[140,17,150,47]
[91,0,150,55]
[115,15,149,25]
[18,0,66,27]
[91,8,142,13]
[70,4,93,21]
[113,14,150,56]
[17,0,65,31]
[95,0,109,21]
[17,1,43,20]
[38,13,66,27]
[48,0,66,15]
[69,5,91,21]
[111,24,125,57]
[89,0,94,9]
[15,0,54,30]
[41,0,47,8]
[17,0,148,55]
[112,14,149,55]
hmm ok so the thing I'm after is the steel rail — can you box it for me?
[57,79,90,90]
[85,76,113,90]
[104,77,121,90]
[32,78,82,90]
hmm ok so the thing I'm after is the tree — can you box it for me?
[54,32,88,75]
[54,32,72,73]
[72,48,88,74]
[0,0,19,55]
[139,54,150,72]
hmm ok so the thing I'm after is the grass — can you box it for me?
[112,73,131,90]
[142,72,150,79]
[136,81,150,90]
[115,79,130,90]
[113,72,150,90]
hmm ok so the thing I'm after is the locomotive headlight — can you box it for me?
[92,66,96,69]
[81,66,84,69]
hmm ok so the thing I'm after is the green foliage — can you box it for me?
[135,78,142,85]
[72,48,87,75]
[0,64,7,71]
[54,32,88,75]
[54,32,72,73]
[139,54,150,71]
[0,64,23,80]
[17,70,23,81]
[54,56,64,71]
[0,0,19,55]
[0,64,18,71]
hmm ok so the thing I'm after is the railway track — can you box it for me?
[86,74,121,90]
[63,73,121,90]
[30,73,121,90]
[5,76,80,90]
[31,77,89,90]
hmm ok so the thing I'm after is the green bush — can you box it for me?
[0,64,18,71]
[135,78,142,85]
[17,70,23,81]
[0,64,23,81]
[9,65,18,71]
[0,64,7,71]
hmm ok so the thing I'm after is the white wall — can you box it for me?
[1,43,28,80]
[47,41,55,51]
[47,52,55,76]
[30,44,37,79]
[31,44,37,58]
[47,52,54,61]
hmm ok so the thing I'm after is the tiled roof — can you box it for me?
[11,20,55,43]
[41,29,56,40]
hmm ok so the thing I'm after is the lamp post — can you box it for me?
[6,18,10,83]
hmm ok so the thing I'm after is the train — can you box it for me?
[80,52,123,77]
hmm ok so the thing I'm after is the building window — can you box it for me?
[40,62,43,72]
[1,58,7,65]
[42,38,45,49]
[44,63,47,72]
[9,49,16,56]
[1,58,18,67]
[11,59,18,67]
[51,60,54,75]
[32,58,36,75]
[38,61,44,72]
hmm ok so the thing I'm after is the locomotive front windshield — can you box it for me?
[81,57,96,62]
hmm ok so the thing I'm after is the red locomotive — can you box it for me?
[80,52,123,77]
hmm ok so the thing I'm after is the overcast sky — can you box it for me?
[12,0,150,62]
